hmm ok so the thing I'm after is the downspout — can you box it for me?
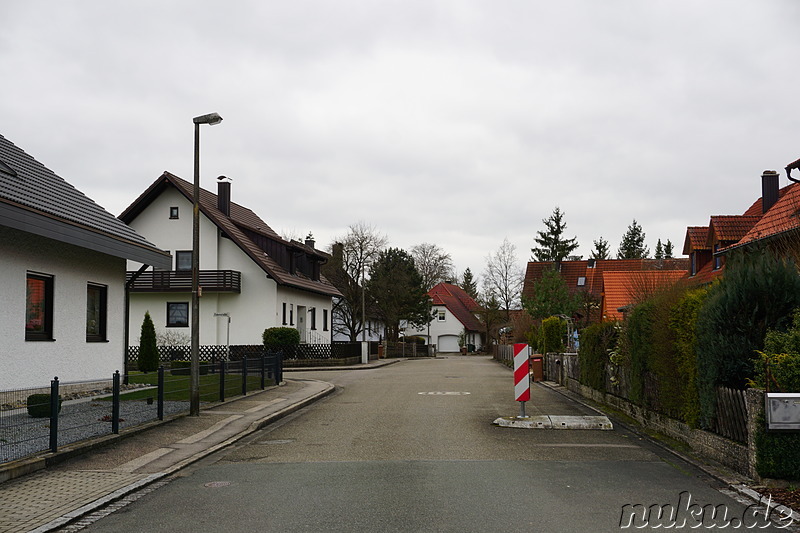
[124,264,150,385]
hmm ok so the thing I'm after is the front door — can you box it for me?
[297,306,306,343]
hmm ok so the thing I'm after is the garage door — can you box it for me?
[438,334,460,353]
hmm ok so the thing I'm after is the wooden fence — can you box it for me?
[712,386,748,443]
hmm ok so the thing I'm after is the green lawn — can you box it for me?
[119,371,271,403]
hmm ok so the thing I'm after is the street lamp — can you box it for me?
[190,112,223,416]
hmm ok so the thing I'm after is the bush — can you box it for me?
[170,360,210,376]
[263,327,300,350]
[696,248,800,427]
[139,311,159,373]
[755,412,800,480]
[578,321,618,392]
[538,316,566,354]
[27,393,62,418]
[668,287,708,427]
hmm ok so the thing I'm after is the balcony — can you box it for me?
[126,270,241,293]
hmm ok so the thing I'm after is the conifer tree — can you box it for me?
[664,239,674,259]
[139,311,159,372]
[592,236,610,260]
[461,267,479,299]
[531,207,579,262]
[654,239,664,260]
[617,219,650,259]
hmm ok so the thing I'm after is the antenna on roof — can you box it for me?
[785,157,800,183]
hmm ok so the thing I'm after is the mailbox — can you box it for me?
[765,393,800,431]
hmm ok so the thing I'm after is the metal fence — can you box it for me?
[1,353,282,465]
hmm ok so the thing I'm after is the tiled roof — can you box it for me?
[522,258,690,301]
[707,215,759,245]
[428,282,482,331]
[0,135,152,248]
[601,270,687,321]
[741,185,792,217]
[727,182,800,251]
[683,226,709,255]
[0,133,169,266]
[120,172,340,297]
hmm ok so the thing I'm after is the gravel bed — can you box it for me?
[0,399,189,463]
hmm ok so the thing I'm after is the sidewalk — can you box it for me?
[0,377,335,533]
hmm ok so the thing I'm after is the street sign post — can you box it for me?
[514,343,531,417]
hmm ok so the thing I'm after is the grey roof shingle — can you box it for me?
[0,133,170,266]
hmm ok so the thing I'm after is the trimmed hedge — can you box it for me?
[263,327,300,350]
[578,321,617,392]
[538,316,566,355]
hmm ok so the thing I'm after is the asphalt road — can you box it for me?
[76,356,794,532]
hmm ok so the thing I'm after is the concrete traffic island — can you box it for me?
[493,415,613,430]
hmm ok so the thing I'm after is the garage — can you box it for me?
[437,334,460,353]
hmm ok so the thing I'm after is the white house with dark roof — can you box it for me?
[119,172,341,347]
[405,282,483,353]
[0,133,171,390]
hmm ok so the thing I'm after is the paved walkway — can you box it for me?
[0,377,336,533]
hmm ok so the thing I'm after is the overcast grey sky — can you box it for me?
[2,1,799,283]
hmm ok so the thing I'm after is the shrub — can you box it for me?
[695,248,800,427]
[263,327,300,350]
[27,393,62,418]
[668,286,708,427]
[139,311,159,373]
[538,316,566,354]
[755,412,800,480]
[578,321,618,392]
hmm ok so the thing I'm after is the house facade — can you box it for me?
[405,282,482,353]
[120,173,340,347]
[0,134,170,390]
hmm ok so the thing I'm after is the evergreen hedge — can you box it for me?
[263,327,300,350]
[578,321,617,392]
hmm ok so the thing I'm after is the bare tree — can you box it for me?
[323,221,388,341]
[482,237,524,314]
[410,242,455,291]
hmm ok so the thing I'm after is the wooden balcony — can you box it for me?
[126,270,241,293]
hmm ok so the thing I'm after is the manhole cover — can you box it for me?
[204,481,232,488]
[418,392,471,395]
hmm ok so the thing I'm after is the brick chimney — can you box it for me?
[762,170,779,214]
[217,176,231,217]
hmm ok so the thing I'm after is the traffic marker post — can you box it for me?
[514,343,531,418]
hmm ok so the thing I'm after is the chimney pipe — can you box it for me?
[305,232,315,249]
[761,170,779,214]
[217,176,231,217]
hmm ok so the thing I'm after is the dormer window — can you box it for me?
[0,159,17,177]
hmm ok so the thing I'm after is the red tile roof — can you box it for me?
[428,282,482,331]
[707,215,760,245]
[727,183,800,251]
[683,226,710,255]
[601,270,687,321]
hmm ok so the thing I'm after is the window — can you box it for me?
[713,244,722,270]
[437,310,446,321]
[26,273,54,341]
[170,206,179,219]
[323,309,328,331]
[310,308,317,330]
[86,284,107,342]
[290,304,294,326]
[690,252,697,276]
[175,251,192,271]
[577,276,586,286]
[282,303,287,325]
[167,302,189,327]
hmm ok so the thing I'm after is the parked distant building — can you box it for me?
[405,282,482,352]
[119,173,340,346]
[0,134,170,390]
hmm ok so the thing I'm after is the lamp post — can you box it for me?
[190,112,222,416]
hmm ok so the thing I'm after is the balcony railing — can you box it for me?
[126,270,241,293]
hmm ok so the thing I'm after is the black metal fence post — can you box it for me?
[112,371,121,434]
[274,351,282,385]
[242,355,248,396]
[49,377,59,453]
[219,360,226,402]
[260,353,266,390]
[158,366,165,420]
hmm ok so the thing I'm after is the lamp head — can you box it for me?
[193,112,223,126]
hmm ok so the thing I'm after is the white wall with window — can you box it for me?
[1,226,125,390]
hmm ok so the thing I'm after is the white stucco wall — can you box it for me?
[126,186,332,347]
[406,305,483,352]
[0,226,126,390]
